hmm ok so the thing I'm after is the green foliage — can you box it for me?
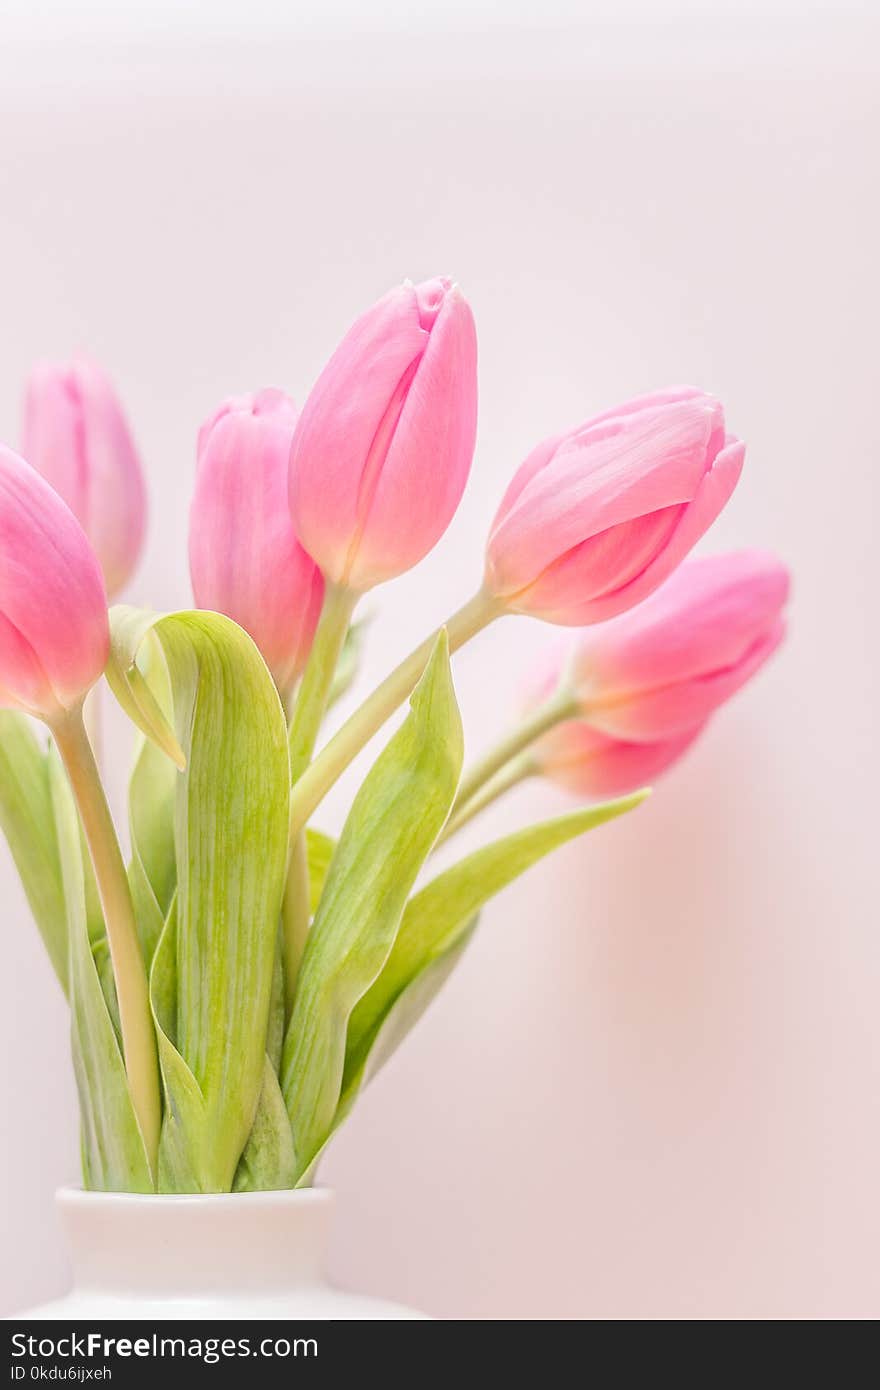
[282,632,464,1180]
[109,607,291,1192]
[345,792,648,1095]
[0,713,67,991]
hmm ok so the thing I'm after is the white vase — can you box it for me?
[16,1187,423,1320]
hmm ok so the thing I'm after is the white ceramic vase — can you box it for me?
[16,1187,423,1320]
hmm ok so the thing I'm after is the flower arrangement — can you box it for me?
[0,278,788,1194]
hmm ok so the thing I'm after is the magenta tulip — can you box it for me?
[190,389,324,695]
[289,277,478,592]
[532,720,704,798]
[0,444,108,716]
[545,550,790,741]
[484,387,744,625]
[22,359,146,598]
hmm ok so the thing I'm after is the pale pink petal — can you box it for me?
[289,283,429,585]
[535,719,705,798]
[190,391,323,693]
[344,287,478,589]
[0,445,108,712]
[486,397,723,597]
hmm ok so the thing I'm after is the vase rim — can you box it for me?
[56,1184,331,1207]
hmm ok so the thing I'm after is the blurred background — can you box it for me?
[0,0,877,1319]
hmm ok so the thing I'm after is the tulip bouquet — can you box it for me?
[0,279,788,1195]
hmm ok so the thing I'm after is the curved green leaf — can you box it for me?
[344,792,649,1097]
[0,712,67,991]
[282,631,463,1180]
[234,1057,297,1193]
[110,607,291,1193]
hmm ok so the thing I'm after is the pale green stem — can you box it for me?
[82,684,103,773]
[51,706,160,1177]
[449,687,579,821]
[438,753,536,843]
[288,587,503,841]
[282,581,359,1009]
[288,582,360,784]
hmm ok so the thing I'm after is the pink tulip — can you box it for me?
[22,359,146,598]
[532,720,705,798]
[289,277,478,592]
[0,444,109,716]
[544,550,790,741]
[484,387,744,625]
[190,389,324,695]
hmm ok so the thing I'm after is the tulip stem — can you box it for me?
[51,706,160,1178]
[438,753,536,843]
[447,687,579,825]
[288,581,360,784]
[82,684,103,773]
[287,586,503,841]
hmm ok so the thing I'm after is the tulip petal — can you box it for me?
[486,396,724,597]
[190,392,323,693]
[289,283,429,585]
[22,359,146,598]
[536,720,705,797]
[576,549,790,715]
[562,435,746,625]
[589,619,787,740]
[344,287,478,589]
[0,446,109,713]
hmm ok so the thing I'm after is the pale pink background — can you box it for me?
[1,6,878,1319]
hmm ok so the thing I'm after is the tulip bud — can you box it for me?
[485,387,744,625]
[532,720,704,799]
[556,550,789,741]
[0,444,109,717]
[189,389,324,696]
[289,277,478,592]
[22,359,147,598]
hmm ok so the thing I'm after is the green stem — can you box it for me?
[449,687,579,821]
[51,707,160,1177]
[288,587,503,840]
[288,582,360,783]
[438,753,536,843]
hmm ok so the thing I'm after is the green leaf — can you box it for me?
[306,827,335,916]
[105,607,186,770]
[48,751,153,1192]
[127,644,178,967]
[233,1057,297,1192]
[109,607,291,1193]
[128,735,178,968]
[344,792,649,1100]
[0,712,67,991]
[281,630,463,1180]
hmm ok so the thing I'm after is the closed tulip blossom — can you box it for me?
[190,389,324,698]
[286,386,745,835]
[289,276,478,594]
[531,721,705,799]
[484,387,745,626]
[444,549,788,834]
[554,550,790,742]
[22,358,147,597]
[0,443,108,718]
